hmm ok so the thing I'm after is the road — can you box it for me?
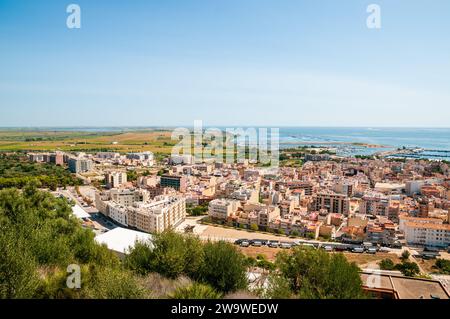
[175,217,402,253]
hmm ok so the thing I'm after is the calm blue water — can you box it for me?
[277,127,450,158]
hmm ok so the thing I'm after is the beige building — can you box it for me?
[105,171,128,189]
[95,188,185,233]
[128,196,186,233]
[109,188,150,206]
[102,195,186,233]
[208,199,240,220]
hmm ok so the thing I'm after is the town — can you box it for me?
[24,144,450,299]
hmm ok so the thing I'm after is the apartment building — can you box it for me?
[28,153,45,162]
[97,190,186,233]
[403,222,450,248]
[285,181,314,195]
[109,188,150,206]
[169,154,195,165]
[160,174,187,192]
[96,152,121,160]
[68,157,93,174]
[257,205,281,229]
[405,180,425,196]
[127,151,154,161]
[208,199,241,220]
[333,180,357,196]
[108,202,129,226]
[360,192,390,216]
[229,188,259,203]
[366,221,397,245]
[399,216,443,231]
[127,196,186,233]
[105,171,128,189]
[28,152,66,165]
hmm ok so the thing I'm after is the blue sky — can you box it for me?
[0,0,449,127]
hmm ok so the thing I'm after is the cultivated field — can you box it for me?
[0,130,175,153]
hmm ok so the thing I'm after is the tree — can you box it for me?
[400,250,410,261]
[125,231,204,280]
[395,261,420,277]
[255,254,275,271]
[169,282,222,299]
[290,230,300,237]
[263,274,293,299]
[378,258,395,270]
[183,235,205,279]
[0,185,138,299]
[435,259,450,274]
[123,241,154,276]
[306,232,315,239]
[199,241,248,293]
[0,230,40,298]
[127,170,138,182]
[275,247,365,299]
[250,223,259,231]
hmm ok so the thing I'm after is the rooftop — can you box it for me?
[95,227,153,255]
[361,271,450,299]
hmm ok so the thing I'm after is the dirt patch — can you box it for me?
[343,252,401,268]
[239,246,284,261]
[415,258,439,274]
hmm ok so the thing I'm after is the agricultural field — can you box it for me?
[0,129,176,154]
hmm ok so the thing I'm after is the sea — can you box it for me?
[277,127,450,159]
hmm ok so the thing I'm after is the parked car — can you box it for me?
[352,247,365,253]
[234,239,246,245]
[323,245,334,252]
[260,240,270,246]
[252,241,262,247]
[240,241,250,247]
[268,241,280,248]
[367,247,377,254]
[280,242,292,249]
[390,242,403,249]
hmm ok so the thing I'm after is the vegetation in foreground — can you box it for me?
[0,184,366,299]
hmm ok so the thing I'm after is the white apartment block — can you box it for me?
[403,222,450,248]
[98,191,186,233]
[169,154,195,165]
[399,216,443,231]
[108,202,129,226]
